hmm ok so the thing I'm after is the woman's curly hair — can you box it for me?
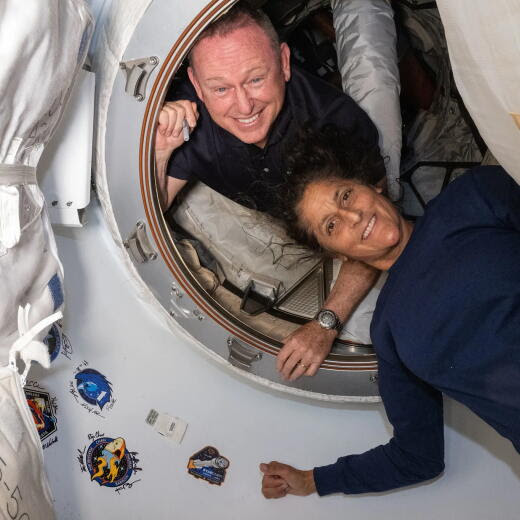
[274,124,386,253]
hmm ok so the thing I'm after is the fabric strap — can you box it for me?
[0,164,37,185]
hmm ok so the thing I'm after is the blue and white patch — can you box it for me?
[44,322,73,362]
[69,363,116,417]
[43,323,62,362]
[47,273,64,311]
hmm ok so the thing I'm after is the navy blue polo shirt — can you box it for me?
[166,65,379,213]
[314,167,520,495]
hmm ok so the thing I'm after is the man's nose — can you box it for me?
[235,87,254,115]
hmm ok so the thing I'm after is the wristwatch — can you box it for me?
[315,309,343,332]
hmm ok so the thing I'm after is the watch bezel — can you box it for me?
[316,309,341,331]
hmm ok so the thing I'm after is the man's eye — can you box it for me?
[214,87,227,94]
[250,77,263,84]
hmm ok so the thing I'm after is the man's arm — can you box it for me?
[277,260,379,380]
[155,100,199,211]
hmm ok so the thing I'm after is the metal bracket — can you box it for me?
[227,337,262,372]
[168,283,205,321]
[119,56,159,102]
[124,220,157,263]
[240,275,281,315]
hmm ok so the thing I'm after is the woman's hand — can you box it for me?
[260,461,316,499]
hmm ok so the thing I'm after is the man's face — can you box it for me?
[188,24,291,148]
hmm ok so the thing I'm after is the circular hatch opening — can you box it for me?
[138,0,378,376]
[136,0,483,384]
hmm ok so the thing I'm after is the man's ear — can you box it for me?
[188,66,204,101]
[280,42,291,82]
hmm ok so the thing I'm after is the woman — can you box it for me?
[260,125,520,498]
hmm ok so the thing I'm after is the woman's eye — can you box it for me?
[327,220,336,235]
[342,190,352,204]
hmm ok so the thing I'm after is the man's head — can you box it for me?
[187,5,290,148]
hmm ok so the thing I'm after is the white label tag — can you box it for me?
[145,409,187,444]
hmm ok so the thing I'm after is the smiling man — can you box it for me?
[155,4,382,379]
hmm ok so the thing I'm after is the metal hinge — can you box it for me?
[227,337,262,372]
[240,274,281,315]
[119,56,159,102]
[124,220,157,263]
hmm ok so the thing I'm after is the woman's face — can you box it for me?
[297,178,411,269]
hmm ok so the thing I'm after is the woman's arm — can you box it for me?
[314,352,445,495]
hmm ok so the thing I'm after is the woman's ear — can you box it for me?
[374,177,387,194]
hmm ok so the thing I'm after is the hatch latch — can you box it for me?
[124,220,158,263]
[119,56,159,102]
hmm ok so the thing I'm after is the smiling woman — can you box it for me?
[262,123,520,497]
[282,125,413,270]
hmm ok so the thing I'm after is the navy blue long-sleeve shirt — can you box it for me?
[314,166,520,495]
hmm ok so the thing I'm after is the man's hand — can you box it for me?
[155,100,199,160]
[277,321,337,381]
[155,100,198,211]
[260,462,316,499]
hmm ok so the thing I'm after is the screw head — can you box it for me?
[135,94,144,102]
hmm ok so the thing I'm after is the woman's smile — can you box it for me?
[299,179,413,270]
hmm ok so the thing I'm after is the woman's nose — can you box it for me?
[343,208,362,226]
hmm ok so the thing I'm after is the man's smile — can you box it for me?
[236,112,261,125]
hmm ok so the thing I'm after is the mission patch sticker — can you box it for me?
[187,446,229,486]
[24,383,58,449]
[77,432,141,493]
[69,361,116,417]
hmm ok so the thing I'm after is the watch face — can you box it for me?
[319,310,337,329]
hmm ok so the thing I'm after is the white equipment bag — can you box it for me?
[0,0,93,517]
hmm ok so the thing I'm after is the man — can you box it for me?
[155,4,380,380]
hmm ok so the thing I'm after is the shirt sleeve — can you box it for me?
[166,147,193,181]
[313,339,445,495]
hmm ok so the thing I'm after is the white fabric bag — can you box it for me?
[0,1,93,517]
[0,306,62,520]
[331,0,402,200]
[0,0,92,358]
